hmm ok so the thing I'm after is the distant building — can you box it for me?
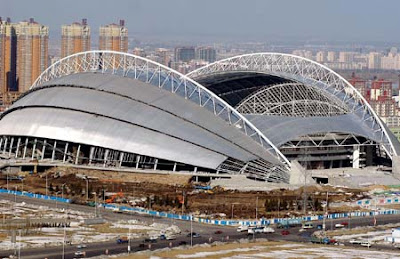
[0,17,17,98]
[348,77,367,98]
[327,51,336,62]
[316,51,326,63]
[99,20,128,53]
[15,18,49,93]
[338,52,355,63]
[155,48,170,66]
[132,48,145,57]
[174,47,195,62]
[368,52,381,69]
[196,47,216,63]
[0,18,48,109]
[61,19,90,58]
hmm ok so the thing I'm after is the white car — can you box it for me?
[335,223,345,228]
[74,251,85,256]
[360,241,372,247]
[237,225,249,232]
[263,227,275,233]
[349,239,362,244]
[76,244,87,249]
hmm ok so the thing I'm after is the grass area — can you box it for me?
[88,223,148,235]
[116,239,397,259]
[117,240,308,259]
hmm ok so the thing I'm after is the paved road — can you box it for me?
[0,193,399,258]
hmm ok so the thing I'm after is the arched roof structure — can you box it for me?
[188,53,400,158]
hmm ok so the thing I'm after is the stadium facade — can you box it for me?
[0,51,398,184]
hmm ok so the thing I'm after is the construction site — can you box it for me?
[0,166,376,220]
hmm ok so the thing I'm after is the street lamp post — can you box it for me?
[61,183,66,200]
[45,173,48,197]
[190,214,193,247]
[84,177,89,202]
[128,226,131,254]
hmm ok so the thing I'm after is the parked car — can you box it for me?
[187,232,201,238]
[144,238,157,243]
[179,241,188,245]
[76,244,87,249]
[263,227,275,233]
[281,230,290,235]
[214,230,223,234]
[349,239,362,244]
[335,223,345,228]
[237,225,249,232]
[74,251,85,257]
[360,241,372,247]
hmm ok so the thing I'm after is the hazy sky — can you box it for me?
[2,0,400,43]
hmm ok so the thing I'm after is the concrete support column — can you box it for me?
[15,138,21,158]
[63,143,69,163]
[31,139,37,160]
[41,140,47,160]
[3,137,8,154]
[51,141,57,161]
[338,160,343,168]
[136,155,140,169]
[329,160,333,169]
[352,145,360,169]
[173,162,177,172]
[89,147,94,165]
[23,138,28,159]
[8,137,14,158]
[194,167,198,173]
[119,152,124,167]
[75,144,81,165]
[103,149,109,167]
[153,159,158,170]
[0,138,4,152]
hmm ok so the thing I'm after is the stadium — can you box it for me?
[0,50,399,185]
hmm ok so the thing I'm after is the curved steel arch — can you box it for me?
[31,50,291,171]
[188,53,398,159]
[236,82,349,117]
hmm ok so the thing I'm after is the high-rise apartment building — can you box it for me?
[61,19,90,58]
[368,52,381,69]
[99,20,128,53]
[196,47,216,63]
[0,18,48,108]
[0,17,17,97]
[316,51,326,63]
[174,47,195,62]
[327,51,336,62]
[15,18,49,93]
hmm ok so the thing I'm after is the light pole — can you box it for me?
[256,197,259,221]
[231,204,234,219]
[190,214,193,247]
[128,226,131,254]
[61,183,66,200]
[45,173,48,197]
[84,176,89,202]
[6,166,9,190]
[20,178,24,193]
[62,223,66,259]
[14,186,17,203]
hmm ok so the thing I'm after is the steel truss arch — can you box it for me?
[188,53,398,159]
[30,51,290,176]
[236,82,349,117]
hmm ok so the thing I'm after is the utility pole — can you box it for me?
[62,223,66,259]
[128,226,131,254]
[190,214,194,246]
[84,176,89,202]
[255,196,258,222]
[45,173,48,196]
[323,191,328,232]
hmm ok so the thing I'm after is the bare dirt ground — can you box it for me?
[0,167,368,219]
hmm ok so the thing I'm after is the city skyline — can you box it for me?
[2,0,400,44]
